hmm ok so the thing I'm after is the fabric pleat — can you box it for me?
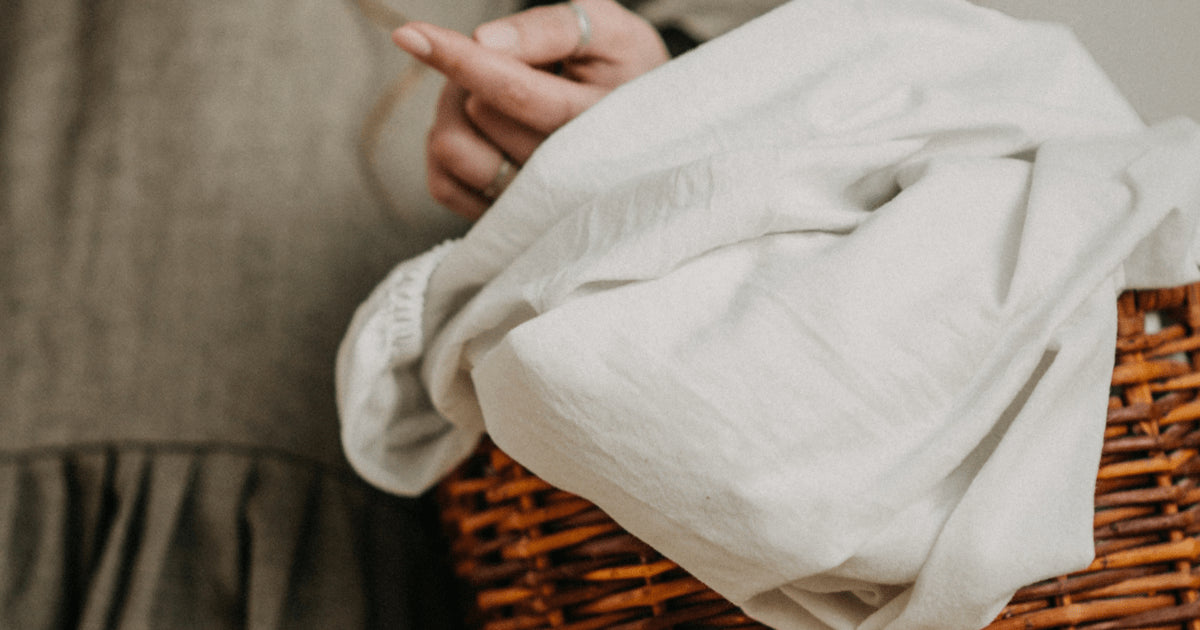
[0,445,462,630]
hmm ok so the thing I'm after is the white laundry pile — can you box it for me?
[336,0,1200,627]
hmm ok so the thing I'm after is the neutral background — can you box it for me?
[973,0,1200,123]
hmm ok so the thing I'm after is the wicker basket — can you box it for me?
[436,283,1200,630]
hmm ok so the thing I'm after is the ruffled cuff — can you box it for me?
[336,240,480,496]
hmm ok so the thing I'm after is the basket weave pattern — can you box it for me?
[987,284,1200,630]
[437,442,765,629]
[437,284,1200,630]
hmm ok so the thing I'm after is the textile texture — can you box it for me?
[0,0,474,626]
[0,446,461,630]
[338,0,1200,628]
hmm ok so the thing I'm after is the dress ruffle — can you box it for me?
[0,444,462,630]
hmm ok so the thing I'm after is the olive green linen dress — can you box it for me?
[0,0,476,626]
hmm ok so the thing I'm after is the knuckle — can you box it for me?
[546,93,588,131]
[463,96,484,125]
[551,98,576,129]
[427,175,457,204]
[614,20,652,48]
[426,129,464,164]
[496,79,538,112]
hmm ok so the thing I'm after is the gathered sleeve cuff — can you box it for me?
[335,240,482,496]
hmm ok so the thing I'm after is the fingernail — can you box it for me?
[475,23,519,53]
[393,26,432,57]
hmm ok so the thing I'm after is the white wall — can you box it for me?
[973,0,1200,123]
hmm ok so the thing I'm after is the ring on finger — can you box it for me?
[483,158,519,200]
[566,1,592,56]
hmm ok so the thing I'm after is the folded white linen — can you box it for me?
[336,0,1200,627]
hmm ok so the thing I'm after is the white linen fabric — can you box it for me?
[337,0,1200,627]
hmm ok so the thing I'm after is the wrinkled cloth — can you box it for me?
[337,0,1200,628]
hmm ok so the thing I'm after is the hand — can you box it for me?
[394,0,670,219]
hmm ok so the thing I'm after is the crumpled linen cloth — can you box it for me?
[336,0,1200,627]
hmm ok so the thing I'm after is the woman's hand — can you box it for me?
[394,0,669,219]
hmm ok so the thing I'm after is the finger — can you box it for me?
[426,85,499,219]
[428,112,512,194]
[472,0,668,90]
[472,2,584,64]
[473,0,654,65]
[393,22,606,134]
[464,96,546,165]
[428,85,514,196]
[427,161,489,221]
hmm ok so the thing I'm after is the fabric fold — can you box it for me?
[337,0,1200,627]
[0,445,458,630]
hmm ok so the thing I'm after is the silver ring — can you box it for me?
[566,1,592,56]
[483,159,518,199]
